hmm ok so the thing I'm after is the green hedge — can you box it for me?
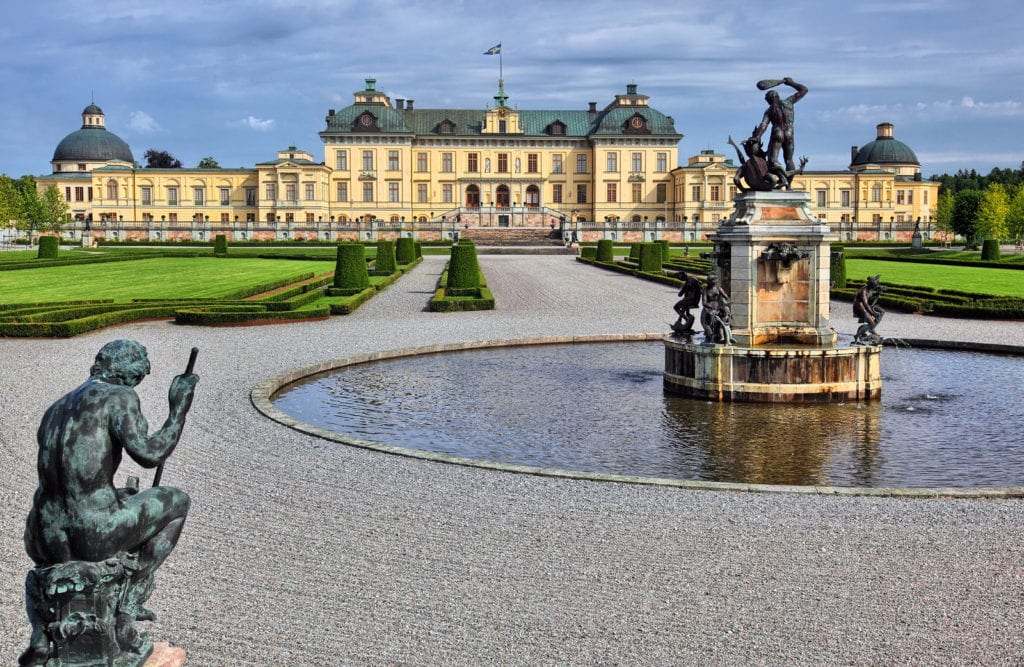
[214,234,228,256]
[628,243,641,261]
[981,239,1000,261]
[174,304,330,325]
[638,243,662,273]
[37,236,59,259]
[396,237,416,264]
[830,245,847,288]
[657,239,670,264]
[580,246,597,260]
[596,239,615,263]
[372,240,397,275]
[334,243,370,290]
[447,243,482,289]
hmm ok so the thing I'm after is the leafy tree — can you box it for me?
[196,156,220,169]
[38,185,70,235]
[144,149,183,168]
[1006,184,1024,242]
[952,189,984,248]
[0,174,19,226]
[976,184,1010,242]
[934,188,955,238]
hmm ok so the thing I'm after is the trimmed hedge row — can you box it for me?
[832,279,1024,319]
[430,261,495,312]
[174,304,331,325]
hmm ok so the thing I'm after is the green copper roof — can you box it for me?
[52,127,134,163]
[851,136,919,166]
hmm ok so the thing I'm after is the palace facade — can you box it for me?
[36,80,938,243]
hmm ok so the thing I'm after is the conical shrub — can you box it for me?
[596,239,615,263]
[37,235,59,259]
[638,242,662,273]
[373,240,397,275]
[396,237,416,264]
[333,243,369,291]
[447,243,482,291]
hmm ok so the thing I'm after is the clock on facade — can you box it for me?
[630,116,645,129]
[359,114,373,127]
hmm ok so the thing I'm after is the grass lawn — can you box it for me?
[0,257,330,303]
[846,259,1024,298]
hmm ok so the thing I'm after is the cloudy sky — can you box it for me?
[1,0,1021,178]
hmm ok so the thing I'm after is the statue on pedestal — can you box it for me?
[733,77,808,191]
[853,275,886,345]
[671,271,702,336]
[700,275,736,345]
[20,340,198,667]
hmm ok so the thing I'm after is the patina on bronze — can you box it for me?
[853,275,886,345]
[670,271,702,337]
[730,77,809,191]
[20,340,198,667]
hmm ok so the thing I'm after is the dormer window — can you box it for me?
[438,119,455,134]
[548,120,566,136]
[354,112,378,131]
[624,113,649,134]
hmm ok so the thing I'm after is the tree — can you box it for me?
[196,156,220,169]
[0,175,19,227]
[934,188,955,238]
[975,184,1010,242]
[144,149,183,168]
[1006,184,1024,243]
[952,189,984,248]
[38,185,70,235]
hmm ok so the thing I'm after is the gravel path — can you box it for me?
[1,255,1022,666]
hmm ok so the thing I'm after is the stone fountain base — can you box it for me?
[663,336,882,403]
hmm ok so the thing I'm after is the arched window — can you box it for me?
[106,180,118,200]
[496,185,510,208]
[466,185,480,208]
[525,185,540,208]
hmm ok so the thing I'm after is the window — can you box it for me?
[840,189,851,207]
[169,213,177,222]
[872,214,882,223]
[607,152,618,172]
[656,153,668,172]
[362,150,374,171]
[576,184,587,204]
[923,191,929,205]
[167,186,178,206]
[552,184,563,204]
[656,183,667,203]
[305,183,315,201]
[106,180,118,200]
[442,184,453,203]
[871,183,882,202]
[607,183,617,203]
[245,187,257,206]
[88,187,93,202]
[74,187,84,202]
[441,152,453,173]
[285,213,294,222]
[337,182,348,202]
[417,183,427,203]
[247,213,255,222]
[896,190,906,205]
[632,152,643,172]
[710,185,720,202]
[497,153,508,173]
[576,154,588,174]
[389,182,399,202]
[691,185,701,201]
[633,183,643,203]
[467,153,479,172]
[816,189,827,207]
[336,150,348,170]
[78,163,86,171]
[907,191,914,205]
[285,184,296,202]
[498,120,507,133]
[220,188,230,205]
[552,154,563,174]
[527,153,538,173]
[141,187,152,206]
[362,182,374,202]
[388,150,399,171]
[417,152,428,172]
[306,213,315,223]
[265,184,275,201]
[142,213,153,222]
[65,187,71,201]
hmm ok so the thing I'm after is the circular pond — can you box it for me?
[271,342,1024,488]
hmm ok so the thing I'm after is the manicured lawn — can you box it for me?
[845,259,1024,298]
[0,257,330,303]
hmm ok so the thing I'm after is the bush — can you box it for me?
[596,239,615,263]
[447,243,482,290]
[414,242,423,259]
[37,236,59,259]
[333,243,370,290]
[981,239,1000,261]
[657,239,670,264]
[580,246,597,260]
[373,240,397,275]
[638,243,662,273]
[214,234,228,256]
[628,243,641,261]
[396,237,416,264]
[830,245,847,288]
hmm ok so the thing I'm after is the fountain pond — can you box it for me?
[270,341,1024,489]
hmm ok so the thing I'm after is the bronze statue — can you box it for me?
[853,275,886,345]
[750,77,808,190]
[21,340,198,667]
[671,271,702,336]
[700,275,735,345]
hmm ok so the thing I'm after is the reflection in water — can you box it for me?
[272,343,1024,488]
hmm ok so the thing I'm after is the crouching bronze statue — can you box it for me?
[21,340,198,667]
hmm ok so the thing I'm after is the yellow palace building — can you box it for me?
[37,80,938,244]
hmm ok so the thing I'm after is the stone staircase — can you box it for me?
[458,227,576,254]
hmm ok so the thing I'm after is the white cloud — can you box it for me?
[128,111,161,133]
[230,116,275,131]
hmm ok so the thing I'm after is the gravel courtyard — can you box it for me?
[1,255,1021,665]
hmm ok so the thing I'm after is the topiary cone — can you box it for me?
[334,243,369,289]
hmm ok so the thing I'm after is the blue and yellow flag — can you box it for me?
[483,44,501,55]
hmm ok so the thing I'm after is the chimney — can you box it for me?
[395,98,404,110]
[588,101,597,113]
[328,109,335,116]
[406,99,414,110]
[851,146,858,163]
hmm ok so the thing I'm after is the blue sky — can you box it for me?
[1,0,1021,178]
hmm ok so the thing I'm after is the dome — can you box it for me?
[850,122,918,167]
[52,127,134,163]
[83,103,104,115]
